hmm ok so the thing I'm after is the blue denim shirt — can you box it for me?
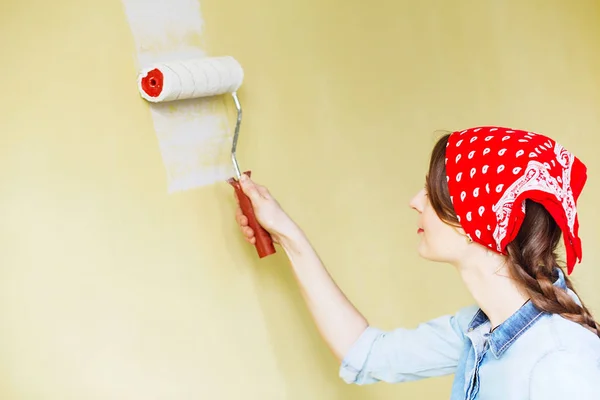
[340,268,600,399]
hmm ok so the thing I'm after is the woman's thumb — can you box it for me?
[239,174,261,201]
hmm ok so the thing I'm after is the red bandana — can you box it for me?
[445,126,587,274]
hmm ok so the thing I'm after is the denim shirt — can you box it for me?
[339,268,600,399]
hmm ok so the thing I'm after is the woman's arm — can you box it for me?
[278,226,368,361]
[234,174,470,383]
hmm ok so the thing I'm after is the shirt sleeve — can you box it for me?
[339,304,478,385]
[529,349,600,399]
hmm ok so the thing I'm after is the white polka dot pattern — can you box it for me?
[444,126,587,274]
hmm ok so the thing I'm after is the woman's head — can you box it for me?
[412,127,599,336]
[421,131,564,279]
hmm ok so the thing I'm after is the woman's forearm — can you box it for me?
[279,227,369,361]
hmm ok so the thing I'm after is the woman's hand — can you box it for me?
[234,174,298,245]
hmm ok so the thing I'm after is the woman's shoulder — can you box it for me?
[526,312,600,362]
[527,314,600,398]
[527,317,600,399]
[546,313,600,350]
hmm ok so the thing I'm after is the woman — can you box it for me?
[233,126,600,399]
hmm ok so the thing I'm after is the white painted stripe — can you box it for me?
[120,0,234,192]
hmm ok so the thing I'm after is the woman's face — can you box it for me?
[409,186,470,264]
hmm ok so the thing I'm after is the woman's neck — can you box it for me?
[457,254,530,329]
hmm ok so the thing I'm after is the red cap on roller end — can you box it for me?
[140,68,164,98]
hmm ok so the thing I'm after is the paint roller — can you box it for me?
[136,56,276,258]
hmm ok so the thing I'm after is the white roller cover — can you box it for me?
[137,56,244,102]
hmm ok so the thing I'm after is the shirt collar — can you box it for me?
[467,267,567,358]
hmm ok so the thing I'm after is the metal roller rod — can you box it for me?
[230,91,243,179]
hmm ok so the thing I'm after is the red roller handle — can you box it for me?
[228,171,276,258]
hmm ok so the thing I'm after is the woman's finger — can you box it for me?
[243,226,254,238]
[235,207,248,226]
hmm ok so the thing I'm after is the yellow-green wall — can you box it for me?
[1,0,599,398]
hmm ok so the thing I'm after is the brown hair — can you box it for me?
[426,133,600,337]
